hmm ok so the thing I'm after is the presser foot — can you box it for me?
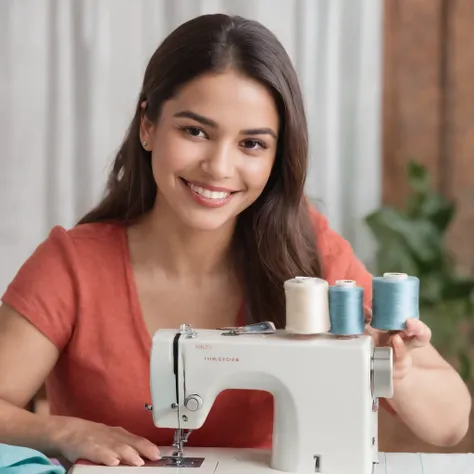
[147,429,204,468]
[170,428,194,464]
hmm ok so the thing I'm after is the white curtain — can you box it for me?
[0,0,384,292]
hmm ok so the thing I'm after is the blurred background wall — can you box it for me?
[382,0,474,277]
[1,0,474,453]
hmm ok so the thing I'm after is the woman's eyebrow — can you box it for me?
[173,110,217,128]
[173,109,277,140]
[240,128,277,139]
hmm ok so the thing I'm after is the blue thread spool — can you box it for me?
[328,280,365,336]
[371,273,420,331]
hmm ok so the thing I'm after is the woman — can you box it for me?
[0,13,470,467]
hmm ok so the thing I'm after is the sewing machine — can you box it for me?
[146,322,392,474]
[70,321,474,473]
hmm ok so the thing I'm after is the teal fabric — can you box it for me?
[0,444,65,474]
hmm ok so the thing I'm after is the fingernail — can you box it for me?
[134,457,145,466]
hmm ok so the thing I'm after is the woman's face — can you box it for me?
[140,69,280,232]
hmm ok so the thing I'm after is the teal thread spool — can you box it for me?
[371,273,420,331]
[328,280,365,335]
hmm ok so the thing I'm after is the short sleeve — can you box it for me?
[1,226,78,351]
[308,205,373,309]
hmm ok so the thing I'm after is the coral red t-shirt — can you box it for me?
[1,207,393,449]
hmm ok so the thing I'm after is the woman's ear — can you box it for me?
[139,101,154,151]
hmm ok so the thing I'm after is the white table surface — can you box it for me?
[376,453,474,474]
[69,448,474,474]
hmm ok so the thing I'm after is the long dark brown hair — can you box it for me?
[78,14,323,328]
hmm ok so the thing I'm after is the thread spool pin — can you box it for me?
[335,280,356,287]
[383,272,408,280]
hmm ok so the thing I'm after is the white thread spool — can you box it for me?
[284,277,331,334]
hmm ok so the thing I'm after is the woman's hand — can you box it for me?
[49,416,161,466]
[364,308,432,382]
[363,307,471,447]
[387,318,432,381]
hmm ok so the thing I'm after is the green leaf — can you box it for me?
[366,207,443,265]
[442,277,474,300]
[418,272,445,306]
[374,237,419,277]
[422,302,465,354]
[404,161,455,232]
[407,160,431,195]
[418,194,455,233]
[405,193,425,217]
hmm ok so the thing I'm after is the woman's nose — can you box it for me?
[200,143,235,180]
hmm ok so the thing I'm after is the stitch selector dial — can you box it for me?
[184,394,203,411]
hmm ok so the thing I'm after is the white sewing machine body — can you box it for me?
[69,324,474,474]
[146,325,391,474]
[69,276,473,473]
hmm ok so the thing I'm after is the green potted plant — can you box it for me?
[365,160,474,380]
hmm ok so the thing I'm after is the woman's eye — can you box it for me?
[242,139,266,150]
[182,127,206,138]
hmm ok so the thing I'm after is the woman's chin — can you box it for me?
[177,209,238,233]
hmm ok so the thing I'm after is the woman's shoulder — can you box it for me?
[2,220,127,310]
[1,221,128,351]
[39,221,126,261]
[49,221,125,244]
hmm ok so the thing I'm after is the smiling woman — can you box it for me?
[140,71,280,229]
[0,12,471,469]
[77,13,322,332]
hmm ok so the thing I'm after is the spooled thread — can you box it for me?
[328,280,365,336]
[371,273,420,331]
[284,277,331,334]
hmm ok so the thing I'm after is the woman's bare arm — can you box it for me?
[0,303,160,465]
[0,302,62,454]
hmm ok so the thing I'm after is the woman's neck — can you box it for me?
[130,199,237,278]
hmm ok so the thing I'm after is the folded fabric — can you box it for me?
[0,444,65,474]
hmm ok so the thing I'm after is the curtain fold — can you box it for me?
[0,0,384,291]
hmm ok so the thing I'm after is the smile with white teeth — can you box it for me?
[187,182,231,200]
